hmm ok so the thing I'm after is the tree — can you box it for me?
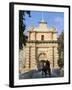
[19,10,30,49]
[58,31,64,69]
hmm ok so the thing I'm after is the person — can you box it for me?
[41,61,46,76]
[42,61,48,77]
[42,61,45,76]
[46,60,51,77]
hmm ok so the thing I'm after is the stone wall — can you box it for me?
[19,20,59,73]
[19,42,59,73]
[29,32,58,41]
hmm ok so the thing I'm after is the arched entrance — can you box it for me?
[38,53,47,70]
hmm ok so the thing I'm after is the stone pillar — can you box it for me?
[24,47,30,71]
[30,47,37,70]
[54,47,59,69]
[48,47,53,69]
[53,47,54,68]
[48,47,55,69]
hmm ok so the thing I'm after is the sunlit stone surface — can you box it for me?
[19,20,59,73]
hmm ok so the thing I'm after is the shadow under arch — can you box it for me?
[37,53,47,70]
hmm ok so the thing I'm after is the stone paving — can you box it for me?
[19,68,64,79]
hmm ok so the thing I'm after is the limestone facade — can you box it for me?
[19,20,59,73]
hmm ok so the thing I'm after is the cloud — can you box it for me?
[55,17,64,23]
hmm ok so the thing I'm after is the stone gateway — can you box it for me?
[19,20,59,73]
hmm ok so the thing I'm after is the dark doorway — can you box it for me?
[38,60,46,71]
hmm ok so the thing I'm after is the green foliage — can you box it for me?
[19,11,30,49]
[58,31,64,68]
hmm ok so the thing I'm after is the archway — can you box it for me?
[38,53,47,70]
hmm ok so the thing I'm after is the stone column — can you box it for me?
[52,47,54,68]
[30,47,37,70]
[24,47,30,71]
[54,47,59,69]
[48,47,53,69]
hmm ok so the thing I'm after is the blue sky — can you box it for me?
[24,11,64,35]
